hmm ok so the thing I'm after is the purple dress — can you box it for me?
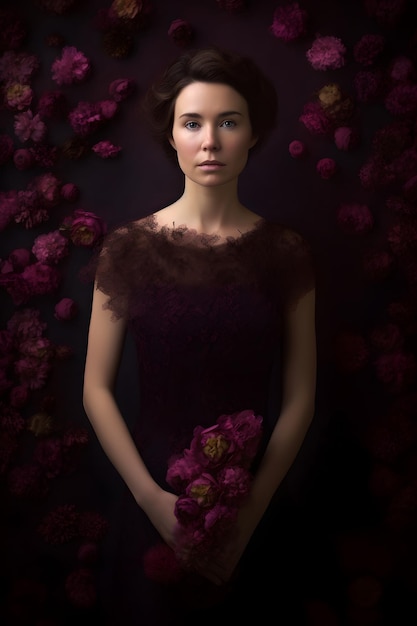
[93,215,314,625]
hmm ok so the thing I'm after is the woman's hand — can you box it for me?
[141,487,179,550]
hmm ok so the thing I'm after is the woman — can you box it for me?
[83,47,316,625]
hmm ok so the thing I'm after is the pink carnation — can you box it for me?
[14,110,46,143]
[289,139,307,158]
[51,46,91,85]
[92,140,121,158]
[337,203,374,234]
[68,101,102,136]
[269,2,308,42]
[316,157,337,179]
[353,34,385,66]
[306,35,346,71]
[21,262,61,297]
[168,18,194,47]
[32,230,69,264]
[385,84,417,116]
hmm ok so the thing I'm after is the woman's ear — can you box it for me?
[250,134,258,149]
[168,135,176,150]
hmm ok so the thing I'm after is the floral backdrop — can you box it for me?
[1,0,417,624]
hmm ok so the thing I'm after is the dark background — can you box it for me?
[1,0,417,624]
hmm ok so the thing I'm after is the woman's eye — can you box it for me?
[185,121,199,129]
[221,120,236,128]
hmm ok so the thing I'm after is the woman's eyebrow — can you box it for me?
[178,110,243,119]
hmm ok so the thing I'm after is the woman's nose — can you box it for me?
[201,126,219,151]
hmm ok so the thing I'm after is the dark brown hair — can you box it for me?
[143,46,278,162]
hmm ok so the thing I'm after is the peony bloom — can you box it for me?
[14,110,46,143]
[13,148,34,170]
[5,83,33,110]
[68,101,102,136]
[334,126,359,150]
[316,157,337,179]
[108,77,136,102]
[92,140,121,158]
[21,262,62,297]
[337,203,374,234]
[35,172,62,206]
[62,209,107,247]
[353,33,385,66]
[289,139,307,158]
[99,99,118,120]
[54,297,78,320]
[168,18,194,47]
[51,46,91,85]
[269,2,308,42]
[32,230,69,264]
[0,134,14,165]
[306,35,346,71]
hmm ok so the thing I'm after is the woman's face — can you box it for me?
[169,81,257,188]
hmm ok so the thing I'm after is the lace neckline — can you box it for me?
[143,213,266,249]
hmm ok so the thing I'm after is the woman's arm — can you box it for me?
[83,284,178,546]
[203,287,317,584]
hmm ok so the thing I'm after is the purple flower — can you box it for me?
[289,139,307,158]
[92,140,121,158]
[306,35,347,71]
[51,46,91,86]
[14,110,46,143]
[270,2,308,42]
[32,230,69,264]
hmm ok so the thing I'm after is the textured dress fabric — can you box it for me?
[92,215,315,625]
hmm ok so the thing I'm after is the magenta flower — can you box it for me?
[306,35,347,71]
[68,101,102,136]
[0,51,39,84]
[334,126,359,151]
[92,140,121,158]
[108,77,136,102]
[270,2,308,42]
[5,83,33,110]
[38,504,80,545]
[337,203,374,234]
[289,139,307,158]
[143,544,183,584]
[61,209,107,247]
[216,0,245,13]
[61,182,80,202]
[388,56,415,83]
[385,84,417,117]
[34,172,62,206]
[9,248,31,271]
[54,297,78,320]
[51,46,91,85]
[21,262,62,297]
[353,34,385,66]
[32,230,69,264]
[316,157,337,179]
[13,148,34,170]
[168,18,194,47]
[14,110,46,143]
[299,101,332,135]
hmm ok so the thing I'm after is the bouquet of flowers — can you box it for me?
[144,409,263,582]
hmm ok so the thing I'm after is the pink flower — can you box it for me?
[14,110,46,143]
[334,126,359,150]
[92,140,121,158]
[61,182,79,202]
[62,209,107,247]
[306,35,346,71]
[316,157,337,179]
[54,297,78,320]
[337,203,374,234]
[32,230,69,264]
[353,34,385,66]
[108,77,136,102]
[35,172,62,206]
[0,134,14,165]
[99,99,118,120]
[5,83,33,110]
[10,384,30,408]
[299,101,332,135]
[21,262,61,297]
[374,351,417,393]
[289,139,307,158]
[13,148,34,170]
[29,143,59,168]
[0,51,39,83]
[364,0,407,27]
[186,473,219,507]
[68,101,102,136]
[168,19,194,47]
[51,46,91,85]
[65,568,96,608]
[270,2,308,42]
[388,56,415,83]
